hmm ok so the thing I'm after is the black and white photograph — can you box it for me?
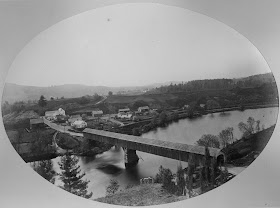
[0,1,280,208]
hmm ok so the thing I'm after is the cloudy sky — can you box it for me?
[6,3,270,87]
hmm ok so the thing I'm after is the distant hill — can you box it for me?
[2,73,276,103]
[2,84,157,104]
[233,72,276,86]
[148,73,276,94]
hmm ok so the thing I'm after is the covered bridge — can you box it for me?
[83,128,225,168]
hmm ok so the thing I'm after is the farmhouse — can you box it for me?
[92,110,103,117]
[117,113,133,119]
[68,115,82,124]
[117,108,132,119]
[138,106,150,113]
[45,108,65,120]
[118,108,130,114]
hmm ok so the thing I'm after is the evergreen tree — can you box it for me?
[210,158,217,187]
[176,163,186,196]
[199,147,213,194]
[155,166,176,194]
[32,160,56,184]
[204,147,211,185]
[38,95,47,107]
[108,91,113,96]
[58,154,92,199]
[187,153,196,196]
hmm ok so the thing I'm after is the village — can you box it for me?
[40,106,154,129]
[30,102,209,135]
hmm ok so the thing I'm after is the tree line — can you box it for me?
[196,117,263,149]
[151,73,274,94]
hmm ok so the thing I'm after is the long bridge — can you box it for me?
[34,117,225,168]
[83,128,225,167]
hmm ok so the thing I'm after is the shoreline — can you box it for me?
[13,104,279,163]
[121,103,279,135]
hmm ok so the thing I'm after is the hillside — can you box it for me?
[149,72,276,94]
[222,125,276,166]
[95,184,188,206]
[2,84,110,103]
[104,82,278,111]
[2,83,158,103]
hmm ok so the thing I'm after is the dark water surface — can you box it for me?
[52,107,278,199]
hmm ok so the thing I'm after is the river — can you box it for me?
[51,107,278,199]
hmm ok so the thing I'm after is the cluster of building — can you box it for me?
[116,106,152,120]
[35,105,154,130]
[44,108,104,130]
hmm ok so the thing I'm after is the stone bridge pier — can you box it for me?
[123,147,139,168]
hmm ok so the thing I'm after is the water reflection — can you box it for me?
[52,107,278,199]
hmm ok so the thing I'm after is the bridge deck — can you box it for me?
[83,128,222,162]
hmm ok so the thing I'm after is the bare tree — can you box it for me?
[238,117,261,138]
[219,127,234,148]
[196,134,220,148]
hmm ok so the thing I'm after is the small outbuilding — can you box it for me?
[30,118,44,129]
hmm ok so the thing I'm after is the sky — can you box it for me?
[5,3,270,87]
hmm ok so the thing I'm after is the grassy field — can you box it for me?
[95,183,188,206]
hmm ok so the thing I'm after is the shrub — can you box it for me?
[106,179,120,196]
[155,166,177,194]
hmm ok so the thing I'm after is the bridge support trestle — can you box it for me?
[123,148,139,168]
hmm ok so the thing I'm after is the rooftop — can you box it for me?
[30,118,44,124]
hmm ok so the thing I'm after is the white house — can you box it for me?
[117,112,133,119]
[117,108,132,119]
[71,120,87,129]
[118,108,130,114]
[68,115,82,124]
[138,106,150,113]
[45,108,65,120]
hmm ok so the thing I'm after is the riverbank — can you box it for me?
[222,125,276,166]
[116,103,278,136]
[204,102,279,114]
[95,183,188,206]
